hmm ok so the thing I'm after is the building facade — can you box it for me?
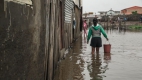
[98,9,121,20]
[98,9,121,16]
[121,6,142,15]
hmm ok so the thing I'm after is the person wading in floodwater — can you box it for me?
[140,15,142,23]
[87,18,109,54]
[83,20,88,37]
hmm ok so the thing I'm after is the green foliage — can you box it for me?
[129,25,142,29]
[132,11,138,15]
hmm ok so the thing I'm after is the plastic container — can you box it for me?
[103,44,111,53]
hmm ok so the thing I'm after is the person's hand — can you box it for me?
[106,38,109,41]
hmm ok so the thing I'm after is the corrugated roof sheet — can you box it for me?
[5,0,32,5]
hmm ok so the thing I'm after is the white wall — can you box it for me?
[73,0,82,7]
[80,0,83,7]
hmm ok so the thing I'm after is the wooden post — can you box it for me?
[48,0,56,79]
[44,0,51,79]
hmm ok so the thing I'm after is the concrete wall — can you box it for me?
[73,0,82,7]
[0,0,47,80]
[74,6,81,38]
[127,8,142,14]
[121,7,142,15]
[0,0,82,80]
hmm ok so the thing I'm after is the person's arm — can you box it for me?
[100,26,108,40]
[87,28,92,43]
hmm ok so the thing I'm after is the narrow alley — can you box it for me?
[1,0,142,80]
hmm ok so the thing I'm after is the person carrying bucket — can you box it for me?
[87,18,108,54]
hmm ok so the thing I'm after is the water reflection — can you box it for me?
[83,35,87,43]
[118,27,126,34]
[54,29,142,80]
[104,53,111,63]
[106,27,126,35]
[87,54,103,80]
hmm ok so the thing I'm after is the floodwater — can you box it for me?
[54,29,142,80]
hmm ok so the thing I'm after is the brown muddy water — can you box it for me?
[54,29,142,80]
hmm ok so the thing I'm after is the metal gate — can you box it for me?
[64,0,73,23]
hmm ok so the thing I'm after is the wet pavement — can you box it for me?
[54,29,142,80]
